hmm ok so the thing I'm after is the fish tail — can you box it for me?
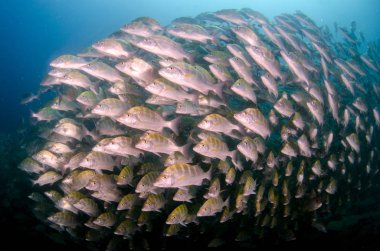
[190,93,199,105]
[82,125,99,141]
[213,82,225,100]
[223,196,230,209]
[185,53,195,63]
[90,80,102,96]
[230,150,238,167]
[180,142,192,160]
[169,116,181,136]
[205,166,212,181]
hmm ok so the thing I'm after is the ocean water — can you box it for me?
[0,0,379,132]
[1,0,380,250]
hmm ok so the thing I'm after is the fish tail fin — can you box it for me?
[205,166,212,181]
[169,116,181,136]
[90,80,102,96]
[30,109,37,118]
[230,150,238,167]
[82,125,99,141]
[185,53,195,63]
[190,93,199,105]
[210,36,218,45]
[180,142,192,160]
[32,179,38,186]
[214,82,225,100]
[235,159,244,171]
[224,196,230,208]
[225,130,242,140]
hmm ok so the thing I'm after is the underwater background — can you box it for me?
[1,0,380,250]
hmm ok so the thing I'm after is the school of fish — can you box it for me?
[19,8,380,250]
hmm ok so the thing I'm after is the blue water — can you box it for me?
[0,0,379,133]
[0,0,380,132]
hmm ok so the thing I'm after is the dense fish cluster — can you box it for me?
[19,8,380,250]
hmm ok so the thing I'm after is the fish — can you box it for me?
[135,171,161,194]
[193,136,237,163]
[197,113,241,139]
[237,136,259,163]
[197,196,229,217]
[48,211,78,228]
[19,7,380,250]
[80,61,124,82]
[50,55,91,69]
[117,194,139,211]
[93,212,117,228]
[114,220,138,237]
[73,198,99,217]
[116,165,134,186]
[141,193,166,212]
[132,35,193,62]
[91,98,129,118]
[234,108,271,139]
[173,187,197,202]
[19,157,45,174]
[226,44,252,66]
[246,45,284,80]
[116,106,180,135]
[92,38,135,59]
[209,64,233,82]
[145,78,198,103]
[79,151,117,172]
[115,57,156,84]
[166,23,215,44]
[33,171,62,186]
[153,163,211,188]
[274,94,295,118]
[230,79,257,103]
[158,62,224,99]
[228,57,256,85]
[135,131,190,157]
[213,9,248,25]
[31,107,62,122]
[166,204,188,225]
[121,16,162,37]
